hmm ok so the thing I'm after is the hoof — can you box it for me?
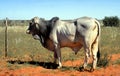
[90,68,94,72]
[79,66,84,72]
[57,66,62,69]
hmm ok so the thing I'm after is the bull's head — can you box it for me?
[26,17,45,40]
[26,16,59,47]
[26,16,59,40]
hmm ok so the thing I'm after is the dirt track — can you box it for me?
[0,54,120,76]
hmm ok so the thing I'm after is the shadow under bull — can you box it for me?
[7,60,95,72]
[7,60,59,69]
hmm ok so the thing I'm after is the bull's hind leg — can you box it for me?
[91,39,99,71]
[83,46,91,68]
[80,43,91,71]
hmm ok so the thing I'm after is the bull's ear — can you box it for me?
[50,17,59,26]
[36,24,40,29]
[33,17,40,24]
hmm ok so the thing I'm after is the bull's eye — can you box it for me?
[29,22,34,29]
[30,22,32,25]
[29,25,32,30]
[29,23,37,31]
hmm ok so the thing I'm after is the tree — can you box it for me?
[103,16,119,27]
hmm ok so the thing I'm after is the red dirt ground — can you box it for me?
[0,53,120,76]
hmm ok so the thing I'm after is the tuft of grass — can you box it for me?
[97,53,111,68]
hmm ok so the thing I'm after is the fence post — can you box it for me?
[5,17,8,57]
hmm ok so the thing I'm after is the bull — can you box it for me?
[26,16,101,71]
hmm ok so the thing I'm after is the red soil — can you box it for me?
[0,53,120,76]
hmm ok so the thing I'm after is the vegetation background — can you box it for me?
[0,16,120,68]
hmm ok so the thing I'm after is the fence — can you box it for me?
[5,18,8,57]
[0,18,29,57]
[0,18,49,60]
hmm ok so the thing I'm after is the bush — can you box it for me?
[97,53,111,68]
[103,16,119,27]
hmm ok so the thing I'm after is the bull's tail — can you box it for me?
[94,19,101,62]
[94,19,101,39]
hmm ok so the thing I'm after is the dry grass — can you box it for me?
[101,27,120,55]
[0,26,120,68]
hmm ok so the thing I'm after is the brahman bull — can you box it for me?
[26,16,100,71]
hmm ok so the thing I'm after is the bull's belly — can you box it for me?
[44,35,83,52]
[44,39,83,52]
[58,36,82,48]
[58,34,83,49]
[60,40,83,54]
[60,41,82,48]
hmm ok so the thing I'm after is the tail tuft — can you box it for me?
[97,47,100,62]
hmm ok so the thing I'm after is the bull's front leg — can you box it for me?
[53,51,57,64]
[54,44,62,68]
[50,32,62,68]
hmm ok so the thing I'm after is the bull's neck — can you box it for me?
[37,20,51,47]
[38,33,49,47]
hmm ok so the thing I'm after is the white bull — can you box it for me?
[26,17,101,71]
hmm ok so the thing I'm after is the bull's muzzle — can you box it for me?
[26,30,30,34]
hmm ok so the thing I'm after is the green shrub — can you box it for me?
[103,16,119,27]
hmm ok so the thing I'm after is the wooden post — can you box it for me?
[5,18,8,57]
